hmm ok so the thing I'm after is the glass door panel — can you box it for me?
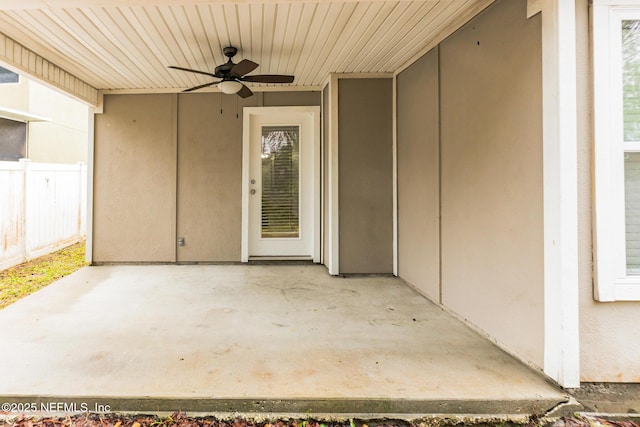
[261,125,300,239]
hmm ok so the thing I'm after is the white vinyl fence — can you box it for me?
[0,159,87,271]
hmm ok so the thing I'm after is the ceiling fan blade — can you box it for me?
[237,84,254,98]
[230,59,259,77]
[242,74,295,84]
[169,65,218,78]
[183,81,218,92]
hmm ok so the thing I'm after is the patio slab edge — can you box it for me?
[0,395,570,417]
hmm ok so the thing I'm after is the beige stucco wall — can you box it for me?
[338,78,393,274]
[396,0,544,367]
[176,93,243,262]
[397,49,441,300]
[576,0,640,382]
[439,0,543,367]
[263,91,321,107]
[93,91,320,264]
[93,94,178,262]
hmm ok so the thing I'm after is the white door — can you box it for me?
[242,107,320,261]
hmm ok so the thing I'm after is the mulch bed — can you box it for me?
[0,413,639,427]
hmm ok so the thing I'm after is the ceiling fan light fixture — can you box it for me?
[219,80,243,94]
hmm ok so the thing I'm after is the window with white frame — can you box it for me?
[593,1,640,301]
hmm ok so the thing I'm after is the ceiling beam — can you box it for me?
[0,32,99,105]
[100,84,322,95]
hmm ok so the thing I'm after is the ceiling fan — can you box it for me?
[169,46,294,98]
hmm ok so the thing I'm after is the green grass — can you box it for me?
[0,242,87,310]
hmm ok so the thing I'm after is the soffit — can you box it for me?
[0,1,491,92]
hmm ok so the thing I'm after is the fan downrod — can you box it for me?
[223,46,238,59]
[215,46,238,76]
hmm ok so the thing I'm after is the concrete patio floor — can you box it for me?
[0,265,568,416]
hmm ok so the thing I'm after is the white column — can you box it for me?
[85,107,95,264]
[327,75,340,275]
[539,0,580,387]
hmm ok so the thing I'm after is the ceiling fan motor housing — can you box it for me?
[214,63,233,78]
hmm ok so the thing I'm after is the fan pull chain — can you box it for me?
[236,96,239,119]
[220,93,223,115]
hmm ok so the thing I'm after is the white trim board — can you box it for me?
[392,74,399,277]
[0,107,49,122]
[540,0,580,388]
[327,75,340,275]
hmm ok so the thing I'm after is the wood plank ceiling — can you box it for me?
[0,0,491,92]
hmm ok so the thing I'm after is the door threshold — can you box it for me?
[248,256,314,265]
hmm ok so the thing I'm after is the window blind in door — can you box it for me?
[261,125,300,239]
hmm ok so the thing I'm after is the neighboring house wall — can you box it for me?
[0,76,88,164]
[27,81,88,164]
[0,72,88,269]
[93,91,321,263]
[397,0,545,368]
[337,78,393,274]
[577,0,640,382]
[0,72,29,112]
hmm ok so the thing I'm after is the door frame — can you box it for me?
[241,106,321,263]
